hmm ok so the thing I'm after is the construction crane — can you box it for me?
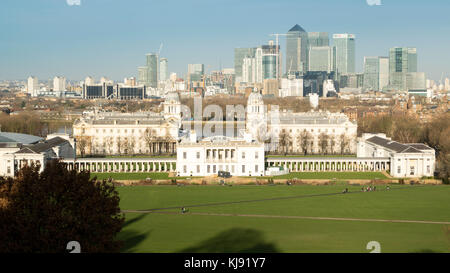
[269,33,289,81]
[158,43,163,56]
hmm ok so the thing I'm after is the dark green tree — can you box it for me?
[0,160,124,253]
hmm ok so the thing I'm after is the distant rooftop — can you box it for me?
[0,132,43,145]
[288,24,306,32]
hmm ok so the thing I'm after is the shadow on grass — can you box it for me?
[178,228,279,253]
[118,214,152,253]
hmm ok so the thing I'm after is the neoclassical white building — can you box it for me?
[72,92,182,155]
[246,91,358,154]
[0,133,75,177]
[176,132,265,177]
[357,133,435,178]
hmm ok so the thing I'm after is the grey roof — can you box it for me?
[0,132,43,144]
[366,136,425,154]
[288,24,306,32]
[15,137,68,154]
[408,144,433,151]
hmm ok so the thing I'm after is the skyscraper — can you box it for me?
[27,76,38,97]
[389,47,418,90]
[307,32,329,47]
[146,53,159,88]
[188,64,204,82]
[234,48,256,83]
[160,58,169,82]
[333,34,356,74]
[53,76,66,92]
[308,46,335,73]
[286,24,308,75]
[363,56,389,91]
[137,66,148,86]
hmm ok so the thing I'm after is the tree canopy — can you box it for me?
[0,160,125,253]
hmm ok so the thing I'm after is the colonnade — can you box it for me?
[266,157,390,172]
[62,158,176,173]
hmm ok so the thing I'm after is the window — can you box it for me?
[213,165,216,173]
[410,166,415,176]
[196,152,200,159]
[255,152,259,159]
[242,152,245,159]
[183,152,187,159]
[7,166,10,174]
[427,165,430,173]
[397,166,401,174]
[183,165,187,173]
[242,165,245,173]
[197,165,200,173]
[207,165,211,173]
[255,165,258,172]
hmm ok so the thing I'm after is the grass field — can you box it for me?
[91,172,171,180]
[91,172,202,180]
[270,172,390,180]
[90,171,390,181]
[116,184,450,253]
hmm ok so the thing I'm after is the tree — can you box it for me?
[329,135,337,154]
[339,133,350,155]
[296,130,312,155]
[0,160,124,253]
[76,135,91,158]
[278,130,292,155]
[142,128,154,154]
[318,133,329,155]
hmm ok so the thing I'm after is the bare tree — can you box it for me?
[278,130,292,155]
[127,137,136,155]
[318,133,329,155]
[297,130,312,155]
[339,133,350,155]
[116,136,122,155]
[142,128,155,154]
[105,136,114,155]
[329,135,337,154]
[76,136,90,158]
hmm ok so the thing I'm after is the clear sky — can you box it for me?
[1,0,449,82]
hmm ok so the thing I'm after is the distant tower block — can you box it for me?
[309,93,319,109]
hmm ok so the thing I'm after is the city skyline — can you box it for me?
[1,0,450,81]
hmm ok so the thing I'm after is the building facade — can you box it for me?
[357,133,435,178]
[176,134,265,177]
[333,34,356,74]
[286,24,309,75]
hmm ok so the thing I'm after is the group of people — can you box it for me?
[362,186,377,192]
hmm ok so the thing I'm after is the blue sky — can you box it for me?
[1,0,449,81]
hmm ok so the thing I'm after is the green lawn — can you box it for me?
[267,154,357,158]
[271,172,390,180]
[116,185,450,253]
[91,172,171,180]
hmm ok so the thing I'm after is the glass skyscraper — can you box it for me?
[332,34,356,75]
[234,48,256,83]
[307,32,329,47]
[308,46,335,73]
[146,53,159,88]
[286,24,308,75]
[363,56,389,91]
[389,47,418,90]
[160,58,169,82]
